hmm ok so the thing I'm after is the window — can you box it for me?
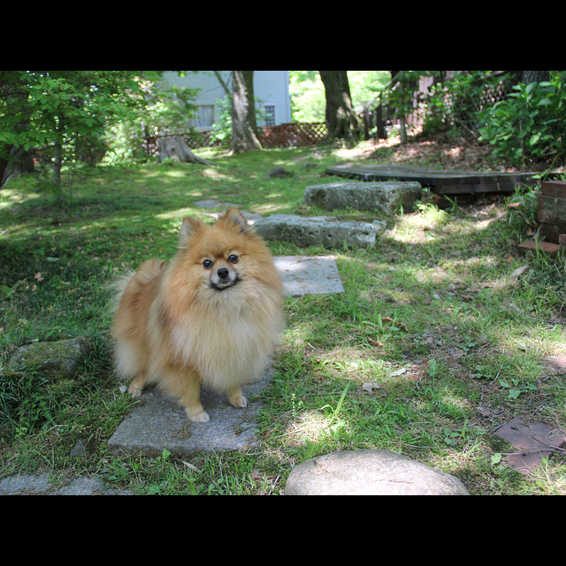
[190,105,214,129]
[264,104,276,126]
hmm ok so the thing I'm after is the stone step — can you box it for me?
[304,181,423,214]
[254,214,386,248]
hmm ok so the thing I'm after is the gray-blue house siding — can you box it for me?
[162,71,291,132]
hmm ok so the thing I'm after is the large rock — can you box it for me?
[305,181,423,214]
[9,338,91,379]
[285,449,469,495]
[254,214,385,249]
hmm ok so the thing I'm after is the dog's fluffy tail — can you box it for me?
[108,259,167,314]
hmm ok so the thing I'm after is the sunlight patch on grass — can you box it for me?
[253,203,288,214]
[200,168,235,181]
[154,207,203,222]
[162,170,187,178]
[280,410,331,446]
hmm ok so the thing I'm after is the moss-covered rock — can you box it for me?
[9,338,91,379]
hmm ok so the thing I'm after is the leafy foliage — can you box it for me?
[477,71,566,168]
[105,79,201,164]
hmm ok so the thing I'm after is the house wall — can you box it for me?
[161,71,291,131]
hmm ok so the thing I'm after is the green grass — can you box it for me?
[1,144,565,495]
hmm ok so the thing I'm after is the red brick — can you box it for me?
[518,240,562,256]
[538,195,566,226]
[541,180,566,198]
[541,224,565,243]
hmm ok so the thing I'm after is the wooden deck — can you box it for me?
[325,164,539,195]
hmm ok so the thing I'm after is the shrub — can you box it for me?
[477,71,566,168]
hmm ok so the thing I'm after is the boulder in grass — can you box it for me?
[285,449,470,495]
[9,338,91,379]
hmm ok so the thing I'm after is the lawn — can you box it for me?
[1,139,565,495]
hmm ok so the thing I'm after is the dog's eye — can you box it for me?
[227,254,239,264]
[202,259,213,269]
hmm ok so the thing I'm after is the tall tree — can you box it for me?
[319,71,362,142]
[214,71,262,153]
[0,71,160,195]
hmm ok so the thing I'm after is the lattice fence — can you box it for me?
[259,122,327,147]
[143,122,328,155]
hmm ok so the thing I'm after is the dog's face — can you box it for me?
[201,250,241,291]
[176,208,267,298]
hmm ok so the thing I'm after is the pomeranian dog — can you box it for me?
[112,207,284,423]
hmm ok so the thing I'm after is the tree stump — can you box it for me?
[156,136,213,165]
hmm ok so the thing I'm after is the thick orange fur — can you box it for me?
[112,208,284,422]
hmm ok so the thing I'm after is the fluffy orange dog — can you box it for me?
[112,208,284,423]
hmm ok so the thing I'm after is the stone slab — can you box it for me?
[305,181,423,214]
[274,255,344,296]
[285,449,469,495]
[254,214,385,248]
[193,199,235,208]
[108,369,274,458]
[0,472,132,495]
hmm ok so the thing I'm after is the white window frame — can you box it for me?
[190,105,215,130]
[263,103,277,127]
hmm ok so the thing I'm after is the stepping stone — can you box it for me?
[108,368,274,458]
[194,199,235,208]
[254,214,385,248]
[274,255,344,296]
[304,181,423,214]
[284,449,469,495]
[0,472,132,495]
[492,415,566,474]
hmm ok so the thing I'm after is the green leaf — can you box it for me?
[509,389,522,399]
[491,453,502,464]
[0,284,13,296]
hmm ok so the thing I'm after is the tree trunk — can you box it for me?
[319,71,362,142]
[53,139,62,186]
[157,136,213,165]
[375,104,387,139]
[230,71,263,154]
[522,71,550,84]
[0,72,35,189]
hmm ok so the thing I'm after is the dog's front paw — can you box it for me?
[185,408,210,423]
[128,384,143,398]
[229,391,248,408]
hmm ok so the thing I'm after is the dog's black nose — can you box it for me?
[217,267,229,280]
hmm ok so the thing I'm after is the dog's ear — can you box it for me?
[179,216,204,247]
[219,207,249,233]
